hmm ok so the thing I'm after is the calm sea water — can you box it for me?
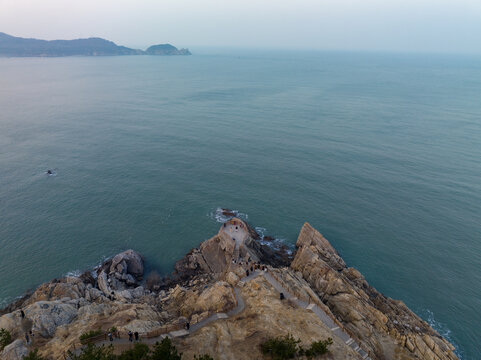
[0,50,480,358]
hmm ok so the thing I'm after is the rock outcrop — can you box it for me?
[1,340,28,360]
[291,222,458,360]
[24,301,78,338]
[0,221,459,360]
[171,217,293,284]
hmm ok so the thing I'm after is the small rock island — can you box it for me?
[0,32,191,57]
[0,216,458,359]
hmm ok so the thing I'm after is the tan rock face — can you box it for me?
[0,312,21,335]
[199,233,235,273]
[172,232,236,282]
[176,276,361,360]
[179,281,236,319]
[291,222,459,360]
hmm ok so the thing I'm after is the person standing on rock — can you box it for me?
[128,331,133,342]
[25,332,29,344]
[134,331,139,341]
[20,310,25,318]
[108,332,113,342]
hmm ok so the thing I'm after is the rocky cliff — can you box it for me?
[291,223,458,360]
[0,218,458,360]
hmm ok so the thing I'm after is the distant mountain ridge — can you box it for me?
[0,32,191,57]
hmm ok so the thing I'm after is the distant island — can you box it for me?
[0,32,191,57]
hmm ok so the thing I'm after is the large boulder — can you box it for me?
[97,270,111,295]
[109,250,144,280]
[0,339,28,360]
[199,232,235,273]
[0,312,20,334]
[172,232,235,281]
[24,301,78,338]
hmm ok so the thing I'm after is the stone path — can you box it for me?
[88,269,370,359]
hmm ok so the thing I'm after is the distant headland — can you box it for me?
[0,32,191,57]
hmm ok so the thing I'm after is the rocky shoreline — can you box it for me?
[0,217,459,359]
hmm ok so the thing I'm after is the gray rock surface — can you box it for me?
[0,339,28,360]
[110,249,144,280]
[25,301,78,337]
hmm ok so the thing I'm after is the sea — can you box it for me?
[0,49,480,359]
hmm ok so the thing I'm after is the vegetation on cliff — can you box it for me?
[79,329,103,342]
[23,349,47,360]
[67,338,209,360]
[260,334,332,360]
[0,328,12,351]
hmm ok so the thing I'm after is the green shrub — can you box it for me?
[0,328,12,351]
[304,338,333,358]
[193,355,214,360]
[79,329,104,342]
[67,343,115,360]
[23,349,47,360]
[150,337,182,360]
[260,334,301,360]
[117,343,150,360]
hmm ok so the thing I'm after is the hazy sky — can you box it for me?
[1,0,480,53]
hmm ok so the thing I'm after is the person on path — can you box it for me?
[25,332,29,344]
[134,331,139,341]
[128,331,133,342]
[280,292,285,300]
[29,330,34,344]
[20,310,25,318]
[108,332,113,342]
[246,269,249,277]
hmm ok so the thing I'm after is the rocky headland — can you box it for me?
[0,216,459,359]
[0,32,191,57]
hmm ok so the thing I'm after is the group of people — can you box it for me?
[24,330,34,344]
[19,309,35,345]
[107,330,140,342]
[224,220,246,234]
[234,258,267,277]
